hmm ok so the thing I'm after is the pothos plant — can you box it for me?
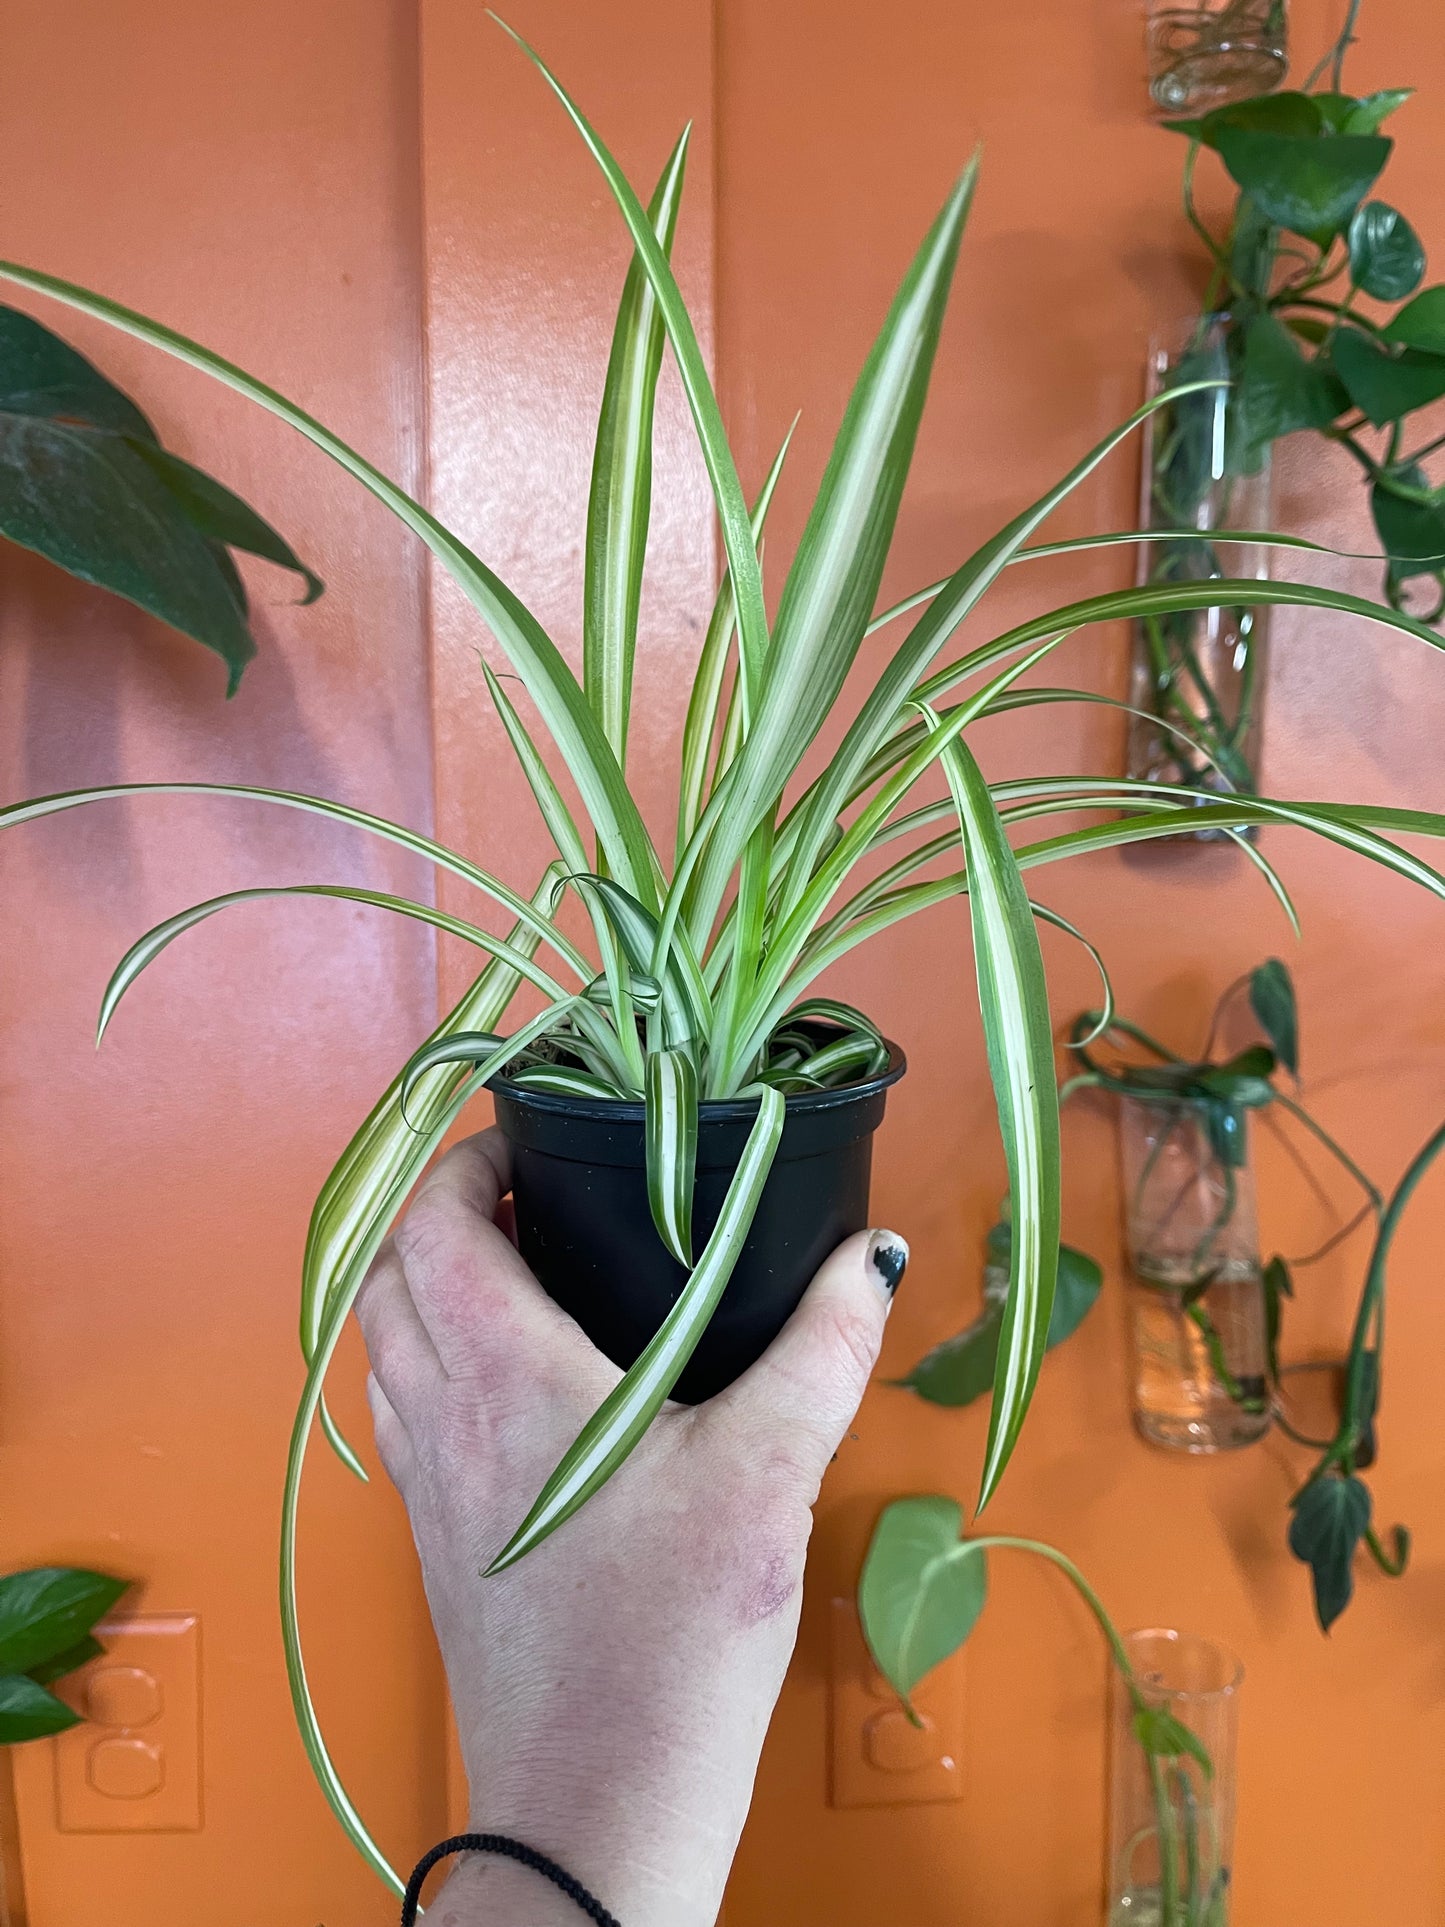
[1138,0,1445,792]
[4,18,1445,1890]
[1166,0,1445,617]
[859,1497,1226,1927]
[1063,960,1444,1631]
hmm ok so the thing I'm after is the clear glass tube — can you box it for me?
[1127,314,1272,823]
[1146,0,1288,116]
[1108,1629,1242,1927]
[1119,1095,1270,1451]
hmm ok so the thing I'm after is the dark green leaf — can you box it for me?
[1238,311,1348,448]
[1372,465,1445,578]
[900,1222,1100,1408]
[1134,1703,1213,1777]
[0,1568,127,1675]
[0,1673,81,1744]
[1383,286,1445,353]
[1288,1474,1371,1631]
[26,1634,104,1686]
[1283,315,1330,345]
[1248,958,1298,1075]
[0,306,320,694]
[1331,327,1445,428]
[1348,202,1425,302]
[0,303,156,438]
[1262,1253,1293,1384]
[1180,91,1324,144]
[1197,1044,1276,1107]
[1213,129,1390,246]
[127,439,323,603]
[858,1496,987,1705]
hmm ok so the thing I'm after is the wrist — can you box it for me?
[430,1850,599,1927]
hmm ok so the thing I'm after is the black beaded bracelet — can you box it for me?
[401,1834,622,1926]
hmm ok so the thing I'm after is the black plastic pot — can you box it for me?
[490,1042,906,1403]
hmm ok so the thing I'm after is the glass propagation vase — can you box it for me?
[1108,1629,1241,1927]
[1146,0,1288,117]
[1119,1095,1270,1452]
[1127,314,1272,822]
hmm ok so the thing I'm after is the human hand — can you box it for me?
[357,1128,907,1926]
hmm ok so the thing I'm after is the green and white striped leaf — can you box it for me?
[571,872,709,1049]
[282,1025,548,1898]
[645,1046,698,1266]
[481,662,591,876]
[0,779,588,976]
[918,720,1060,1508]
[0,260,661,904]
[486,1084,785,1572]
[584,129,690,763]
[676,162,978,949]
[494,19,769,725]
[95,883,573,1048]
[677,423,795,860]
[302,870,559,1469]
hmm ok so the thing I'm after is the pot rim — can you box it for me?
[489,1039,906,1124]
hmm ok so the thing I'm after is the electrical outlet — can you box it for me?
[52,1615,201,1833]
[828,1596,967,1809]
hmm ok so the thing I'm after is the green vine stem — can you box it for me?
[961,1537,1214,1927]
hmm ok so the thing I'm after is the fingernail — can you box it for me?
[866,1230,909,1297]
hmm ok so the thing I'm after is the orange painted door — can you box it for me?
[0,1,446,1919]
[6,1,1445,1924]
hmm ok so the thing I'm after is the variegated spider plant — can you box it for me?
[4,19,1445,1893]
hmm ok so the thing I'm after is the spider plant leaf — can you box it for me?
[0,260,661,904]
[301,874,559,1469]
[920,723,1060,1508]
[571,873,709,1049]
[480,662,590,874]
[645,1046,698,1266]
[677,423,795,860]
[282,1024,553,1896]
[491,18,768,720]
[398,1001,589,1113]
[0,779,588,974]
[96,883,574,1048]
[679,161,978,946]
[508,1065,624,1098]
[916,575,1445,707]
[584,128,690,764]
[486,1085,785,1572]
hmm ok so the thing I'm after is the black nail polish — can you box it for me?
[869,1237,908,1294]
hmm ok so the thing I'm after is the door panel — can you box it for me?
[0,1,444,1919]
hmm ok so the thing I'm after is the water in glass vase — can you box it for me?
[1119,1096,1270,1452]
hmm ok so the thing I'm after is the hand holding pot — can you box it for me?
[358,1127,907,1927]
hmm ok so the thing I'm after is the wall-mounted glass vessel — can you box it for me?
[1127,314,1272,825]
[1120,1093,1270,1452]
[1146,0,1288,117]
[1108,1628,1242,1927]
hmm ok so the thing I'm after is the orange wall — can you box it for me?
[3,2,1444,1924]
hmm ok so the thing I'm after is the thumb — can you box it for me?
[708,1228,909,1484]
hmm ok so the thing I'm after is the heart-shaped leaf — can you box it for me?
[1213,129,1390,246]
[900,1225,1101,1408]
[1383,286,1445,353]
[858,1496,988,1707]
[1348,201,1426,301]
[1288,1474,1371,1631]
[1332,327,1445,427]
[1372,466,1445,578]
[1238,311,1348,448]
[1248,958,1298,1075]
